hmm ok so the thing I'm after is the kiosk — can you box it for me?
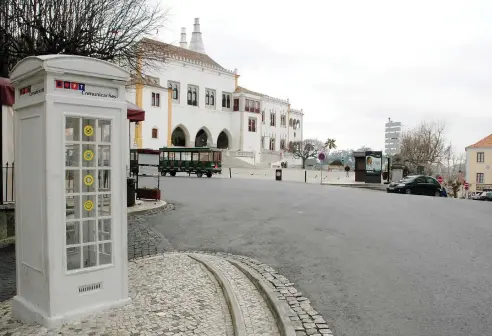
[10,55,130,327]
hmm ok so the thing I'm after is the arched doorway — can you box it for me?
[171,127,187,146]
[195,129,209,147]
[217,131,229,149]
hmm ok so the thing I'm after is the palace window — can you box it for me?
[233,98,239,111]
[261,110,265,123]
[280,115,286,127]
[222,93,232,109]
[289,118,293,126]
[270,111,276,127]
[151,128,158,139]
[269,138,276,151]
[206,89,216,108]
[245,99,251,112]
[261,136,265,149]
[477,152,485,163]
[151,92,160,107]
[280,139,286,150]
[167,81,180,102]
[187,85,198,106]
[245,99,260,113]
[248,117,257,132]
[477,173,484,183]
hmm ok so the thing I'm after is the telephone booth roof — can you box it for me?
[3,56,145,120]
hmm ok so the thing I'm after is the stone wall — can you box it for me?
[0,204,15,247]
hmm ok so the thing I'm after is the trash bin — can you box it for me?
[127,177,136,207]
[275,169,282,181]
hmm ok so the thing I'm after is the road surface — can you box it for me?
[148,176,492,336]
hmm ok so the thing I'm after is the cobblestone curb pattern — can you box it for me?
[189,254,247,336]
[227,258,296,336]
[230,255,334,336]
[197,254,280,336]
[183,251,334,336]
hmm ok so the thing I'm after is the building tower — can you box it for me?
[180,28,188,49]
[385,117,402,156]
[189,18,205,54]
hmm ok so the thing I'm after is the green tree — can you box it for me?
[324,138,337,152]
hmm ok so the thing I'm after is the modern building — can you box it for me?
[465,134,492,193]
[384,118,402,156]
[126,18,304,164]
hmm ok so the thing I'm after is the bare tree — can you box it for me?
[288,139,324,169]
[442,151,466,198]
[0,0,168,77]
[400,121,451,175]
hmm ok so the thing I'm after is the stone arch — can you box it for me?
[195,126,213,147]
[171,124,190,147]
[216,129,232,149]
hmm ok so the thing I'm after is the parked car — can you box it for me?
[472,191,492,201]
[386,175,443,196]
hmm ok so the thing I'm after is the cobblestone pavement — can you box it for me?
[0,254,233,336]
[198,254,280,336]
[0,203,176,303]
[189,252,334,336]
[228,254,334,336]
[0,244,15,302]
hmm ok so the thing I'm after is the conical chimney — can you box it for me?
[179,27,188,49]
[189,18,206,54]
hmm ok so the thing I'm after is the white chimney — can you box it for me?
[180,27,188,49]
[189,18,206,54]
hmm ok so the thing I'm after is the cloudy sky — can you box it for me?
[156,0,492,152]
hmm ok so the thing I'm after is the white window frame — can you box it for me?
[187,84,199,106]
[222,92,232,110]
[206,88,216,108]
[151,92,160,107]
[64,115,114,274]
[168,81,180,103]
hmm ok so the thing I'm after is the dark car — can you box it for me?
[386,175,443,196]
[473,191,492,201]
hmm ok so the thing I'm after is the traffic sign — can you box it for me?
[318,152,325,162]
[464,182,469,190]
[437,176,443,184]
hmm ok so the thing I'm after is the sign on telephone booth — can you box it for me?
[10,55,130,327]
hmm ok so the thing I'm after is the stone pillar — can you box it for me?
[10,55,130,327]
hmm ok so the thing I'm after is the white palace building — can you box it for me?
[127,18,304,165]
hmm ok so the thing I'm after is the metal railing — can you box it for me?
[1,162,14,204]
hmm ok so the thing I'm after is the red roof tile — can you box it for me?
[140,38,226,71]
[466,134,492,149]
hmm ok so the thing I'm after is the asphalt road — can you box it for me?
[149,176,492,336]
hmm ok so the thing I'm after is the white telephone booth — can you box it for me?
[10,55,131,327]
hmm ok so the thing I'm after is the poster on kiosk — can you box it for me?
[10,55,130,327]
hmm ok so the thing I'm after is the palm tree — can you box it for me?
[324,138,337,153]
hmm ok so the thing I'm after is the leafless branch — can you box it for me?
[400,121,451,175]
[0,0,169,77]
[288,139,324,169]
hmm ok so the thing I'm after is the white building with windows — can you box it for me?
[384,118,402,156]
[127,18,304,164]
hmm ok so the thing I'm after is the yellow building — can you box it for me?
[465,134,492,193]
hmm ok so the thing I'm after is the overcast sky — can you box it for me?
[156,0,492,152]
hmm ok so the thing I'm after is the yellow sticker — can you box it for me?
[84,174,94,186]
[83,150,94,161]
[84,200,94,212]
[83,125,94,137]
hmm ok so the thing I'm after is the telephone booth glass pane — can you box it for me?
[65,116,113,272]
